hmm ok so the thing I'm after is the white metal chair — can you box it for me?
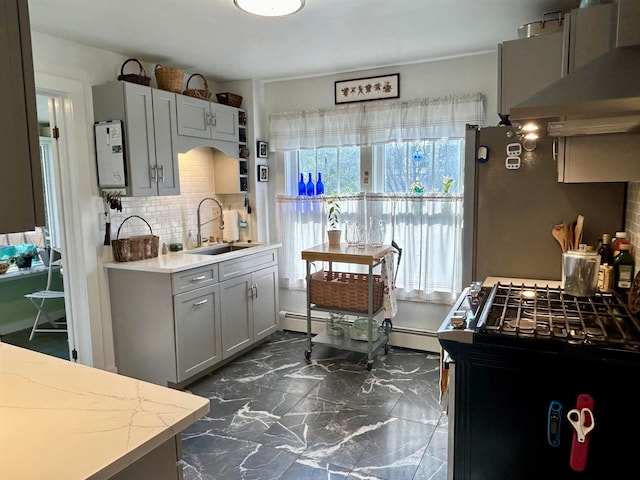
[25,247,66,340]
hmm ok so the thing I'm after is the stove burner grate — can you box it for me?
[480,283,640,349]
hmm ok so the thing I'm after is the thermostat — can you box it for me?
[505,156,521,170]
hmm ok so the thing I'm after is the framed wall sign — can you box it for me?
[258,165,269,182]
[257,140,268,158]
[335,73,400,104]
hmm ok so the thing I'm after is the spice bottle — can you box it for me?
[614,243,635,295]
[613,231,630,257]
[596,234,614,293]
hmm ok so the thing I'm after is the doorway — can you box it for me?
[0,93,74,360]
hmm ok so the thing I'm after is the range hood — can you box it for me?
[510,0,640,136]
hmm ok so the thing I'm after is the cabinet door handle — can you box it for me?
[193,299,208,307]
[204,111,211,126]
[553,138,558,162]
[253,284,258,299]
[158,164,164,183]
[191,275,207,281]
[150,165,157,182]
[211,113,216,127]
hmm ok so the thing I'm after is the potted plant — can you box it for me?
[326,195,341,246]
[14,245,38,269]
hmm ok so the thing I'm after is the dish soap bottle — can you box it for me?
[614,243,635,295]
[186,231,195,250]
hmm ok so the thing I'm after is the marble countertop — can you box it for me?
[103,242,281,274]
[0,343,209,479]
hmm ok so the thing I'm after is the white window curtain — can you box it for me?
[269,93,484,150]
[276,193,463,303]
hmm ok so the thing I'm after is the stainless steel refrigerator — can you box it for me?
[461,124,627,285]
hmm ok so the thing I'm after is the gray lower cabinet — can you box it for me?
[0,0,45,233]
[108,264,220,386]
[108,249,279,386]
[92,81,180,196]
[174,284,222,381]
[219,264,279,358]
[219,252,279,359]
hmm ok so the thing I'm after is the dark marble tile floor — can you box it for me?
[181,330,448,480]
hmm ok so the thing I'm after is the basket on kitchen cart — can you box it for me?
[309,270,384,314]
[111,215,159,262]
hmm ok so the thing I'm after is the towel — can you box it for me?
[222,209,239,242]
[381,252,397,319]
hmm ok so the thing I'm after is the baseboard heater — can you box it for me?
[278,310,441,353]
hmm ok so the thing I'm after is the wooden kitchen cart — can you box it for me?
[302,243,394,370]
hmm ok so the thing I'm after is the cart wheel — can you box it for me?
[382,319,393,334]
[366,361,373,371]
[304,350,311,362]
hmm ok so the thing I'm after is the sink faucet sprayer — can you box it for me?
[196,197,224,247]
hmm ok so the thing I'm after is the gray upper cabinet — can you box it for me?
[92,81,180,196]
[499,3,616,118]
[0,0,45,233]
[176,94,239,143]
[498,31,566,117]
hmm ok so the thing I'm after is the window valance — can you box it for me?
[268,92,485,151]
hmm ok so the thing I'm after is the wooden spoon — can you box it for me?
[574,214,584,248]
[552,224,566,252]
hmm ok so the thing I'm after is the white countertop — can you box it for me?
[0,343,209,480]
[103,242,281,274]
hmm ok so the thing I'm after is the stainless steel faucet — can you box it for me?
[196,197,224,247]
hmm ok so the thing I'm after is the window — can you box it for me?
[377,140,463,194]
[295,147,360,195]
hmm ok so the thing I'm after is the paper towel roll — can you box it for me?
[222,209,239,242]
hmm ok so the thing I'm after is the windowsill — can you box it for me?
[0,263,52,283]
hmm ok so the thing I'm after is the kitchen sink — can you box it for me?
[186,243,257,256]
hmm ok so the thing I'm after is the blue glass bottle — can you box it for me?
[298,173,306,196]
[306,172,314,196]
[316,172,324,195]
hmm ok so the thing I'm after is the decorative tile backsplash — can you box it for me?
[112,148,252,248]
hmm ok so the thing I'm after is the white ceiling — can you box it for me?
[28,0,581,83]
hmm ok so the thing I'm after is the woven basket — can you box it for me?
[183,73,212,101]
[309,270,384,314]
[155,64,184,93]
[216,92,243,108]
[117,58,151,86]
[111,215,159,262]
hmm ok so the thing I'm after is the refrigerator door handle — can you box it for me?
[553,138,559,162]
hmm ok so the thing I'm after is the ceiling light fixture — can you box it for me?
[234,0,305,17]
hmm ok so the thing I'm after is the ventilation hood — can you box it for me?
[510,0,640,136]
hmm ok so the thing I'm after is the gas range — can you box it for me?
[439,281,640,357]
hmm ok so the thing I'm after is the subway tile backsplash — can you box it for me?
[111,148,252,248]
[626,182,639,270]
